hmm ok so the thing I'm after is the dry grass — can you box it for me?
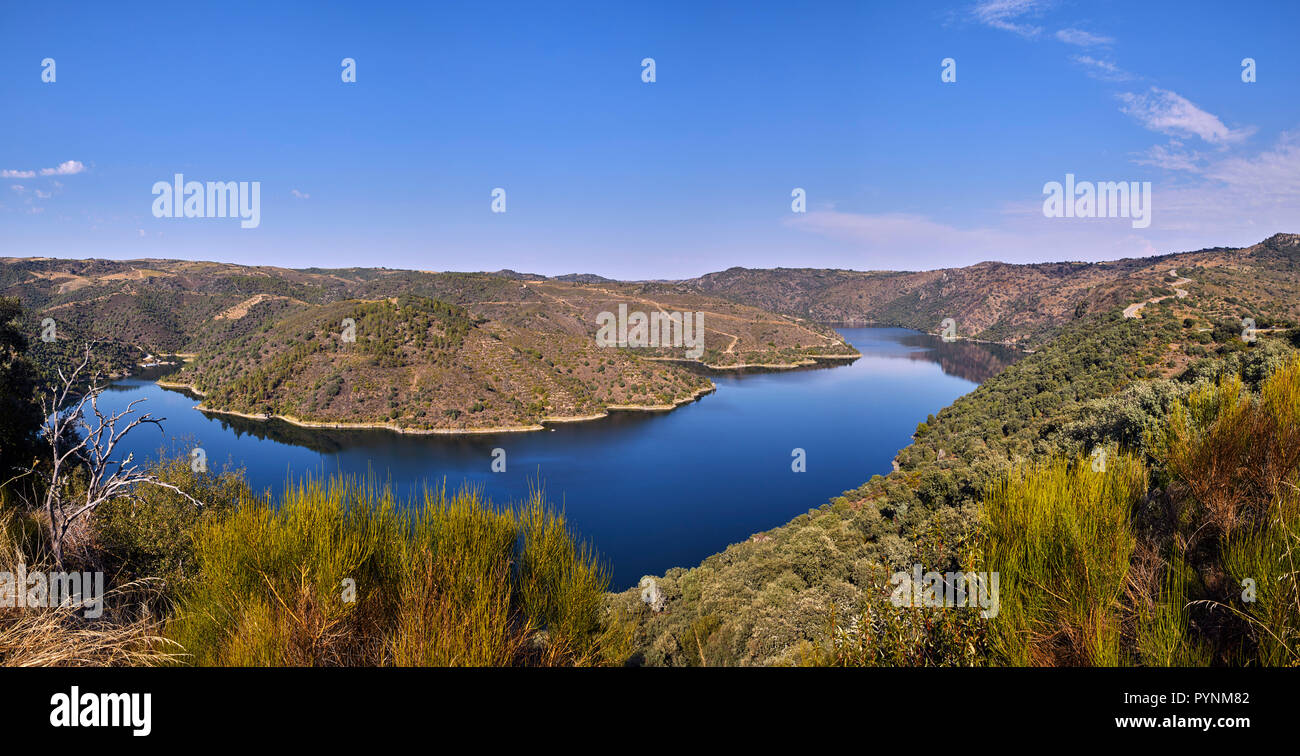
[0,508,181,667]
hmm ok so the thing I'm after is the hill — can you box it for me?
[682,234,1300,348]
[0,258,856,431]
[613,233,1300,666]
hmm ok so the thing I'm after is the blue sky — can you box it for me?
[2,0,1298,278]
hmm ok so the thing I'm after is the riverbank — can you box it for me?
[645,353,861,371]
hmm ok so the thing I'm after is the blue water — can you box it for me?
[99,328,1018,589]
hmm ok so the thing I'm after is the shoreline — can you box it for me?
[643,353,860,370]
[824,321,1035,353]
[155,380,718,436]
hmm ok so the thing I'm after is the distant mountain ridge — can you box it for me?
[679,233,1300,347]
[483,270,613,284]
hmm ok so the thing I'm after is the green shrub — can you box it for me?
[167,477,610,666]
[92,459,250,602]
[981,454,1146,666]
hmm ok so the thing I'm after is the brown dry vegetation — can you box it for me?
[0,257,857,431]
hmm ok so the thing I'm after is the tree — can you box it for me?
[14,346,203,568]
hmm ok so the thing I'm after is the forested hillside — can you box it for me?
[615,234,1300,666]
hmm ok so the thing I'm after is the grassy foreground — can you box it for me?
[1,471,633,667]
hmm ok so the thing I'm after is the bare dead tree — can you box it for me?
[14,345,204,568]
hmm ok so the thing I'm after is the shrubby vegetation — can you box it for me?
[168,479,618,666]
[982,454,1147,666]
[789,352,1300,668]
[614,304,1300,666]
[3,464,622,666]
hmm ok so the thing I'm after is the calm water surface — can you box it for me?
[101,328,1019,588]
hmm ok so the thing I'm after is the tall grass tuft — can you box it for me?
[517,494,607,659]
[981,454,1146,666]
[167,476,611,666]
[1220,483,1300,665]
[1132,545,1211,667]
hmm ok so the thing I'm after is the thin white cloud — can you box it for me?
[1056,28,1113,46]
[39,160,85,176]
[1072,55,1133,81]
[291,189,310,199]
[10,185,25,193]
[35,189,51,199]
[3,161,85,179]
[1133,142,1205,173]
[1202,132,1300,199]
[972,0,1049,38]
[785,211,1017,260]
[1118,88,1253,145]
[782,206,1182,267]
[784,130,1300,269]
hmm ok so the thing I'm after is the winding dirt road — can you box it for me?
[1124,269,1193,319]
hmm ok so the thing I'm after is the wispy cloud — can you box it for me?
[1055,28,1113,46]
[3,160,85,179]
[1202,131,1300,198]
[785,128,1300,268]
[1118,88,1253,145]
[39,160,85,176]
[784,211,1018,261]
[1125,135,1300,236]
[1133,142,1205,172]
[1072,55,1133,81]
[290,189,310,199]
[972,0,1050,38]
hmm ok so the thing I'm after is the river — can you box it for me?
[99,327,1020,588]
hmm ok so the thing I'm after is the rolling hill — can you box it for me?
[0,258,857,431]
